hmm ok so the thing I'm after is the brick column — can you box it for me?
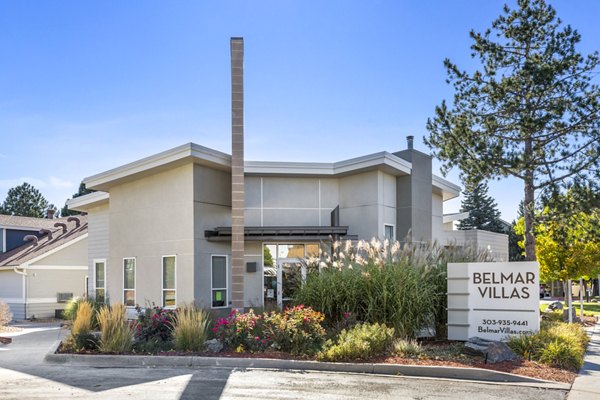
[230,37,245,309]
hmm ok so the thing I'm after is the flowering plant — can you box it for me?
[264,305,326,355]
[212,309,271,352]
[135,306,177,342]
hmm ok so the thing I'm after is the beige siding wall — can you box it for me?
[108,163,195,307]
[87,203,109,297]
[27,268,87,299]
[0,270,23,299]
[30,237,88,267]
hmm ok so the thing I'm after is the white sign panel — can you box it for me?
[448,262,540,341]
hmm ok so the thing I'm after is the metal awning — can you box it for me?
[205,226,356,242]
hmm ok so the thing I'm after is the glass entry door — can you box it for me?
[277,258,305,309]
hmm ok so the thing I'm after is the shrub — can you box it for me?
[213,309,270,352]
[295,239,491,338]
[393,338,422,357]
[318,322,394,362]
[507,333,543,361]
[97,303,137,353]
[264,305,327,355]
[0,300,12,326]
[507,321,588,371]
[172,304,210,352]
[538,340,584,370]
[136,306,177,343]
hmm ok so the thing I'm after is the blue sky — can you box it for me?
[1,1,598,221]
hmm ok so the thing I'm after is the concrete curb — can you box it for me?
[44,340,569,390]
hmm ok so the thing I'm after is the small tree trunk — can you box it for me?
[523,173,536,261]
[567,279,573,323]
[579,278,584,318]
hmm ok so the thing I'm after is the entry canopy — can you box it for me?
[205,226,356,242]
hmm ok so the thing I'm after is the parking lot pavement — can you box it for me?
[0,324,569,400]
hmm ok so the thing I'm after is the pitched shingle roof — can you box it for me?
[0,215,88,267]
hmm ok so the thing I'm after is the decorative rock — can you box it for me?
[205,339,223,353]
[547,301,563,312]
[463,336,518,364]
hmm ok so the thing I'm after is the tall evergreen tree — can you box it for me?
[509,201,526,261]
[0,182,50,218]
[425,0,600,260]
[60,182,94,217]
[458,181,504,233]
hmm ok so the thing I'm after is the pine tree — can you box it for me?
[60,182,94,216]
[0,182,50,218]
[458,181,504,233]
[425,0,600,260]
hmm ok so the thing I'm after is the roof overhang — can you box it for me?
[67,191,110,212]
[443,212,470,224]
[84,143,232,192]
[205,226,355,242]
[245,152,412,177]
[432,175,461,201]
[79,143,462,200]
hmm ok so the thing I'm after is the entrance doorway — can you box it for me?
[263,258,305,310]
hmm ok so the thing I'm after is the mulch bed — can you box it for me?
[59,342,578,384]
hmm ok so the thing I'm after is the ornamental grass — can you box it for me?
[296,238,491,338]
[97,303,137,353]
[171,304,210,352]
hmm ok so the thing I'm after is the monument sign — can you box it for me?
[447,262,540,341]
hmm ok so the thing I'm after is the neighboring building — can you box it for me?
[442,212,509,262]
[0,215,88,320]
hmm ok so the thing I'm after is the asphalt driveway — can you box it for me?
[0,323,568,400]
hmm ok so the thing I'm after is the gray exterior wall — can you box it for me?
[394,149,433,242]
[245,176,339,227]
[107,164,195,308]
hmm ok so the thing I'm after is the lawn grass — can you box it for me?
[540,301,600,316]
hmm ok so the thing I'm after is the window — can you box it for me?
[162,256,176,308]
[384,224,395,241]
[211,255,227,308]
[123,258,136,307]
[94,260,106,303]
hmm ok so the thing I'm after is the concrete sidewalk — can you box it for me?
[568,322,600,399]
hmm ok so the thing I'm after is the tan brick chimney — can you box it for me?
[230,37,245,309]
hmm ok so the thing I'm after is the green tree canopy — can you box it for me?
[0,182,50,218]
[458,181,504,233]
[425,0,600,260]
[61,182,94,217]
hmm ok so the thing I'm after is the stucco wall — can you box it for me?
[194,164,232,309]
[108,163,195,307]
[431,193,444,243]
[339,170,395,240]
